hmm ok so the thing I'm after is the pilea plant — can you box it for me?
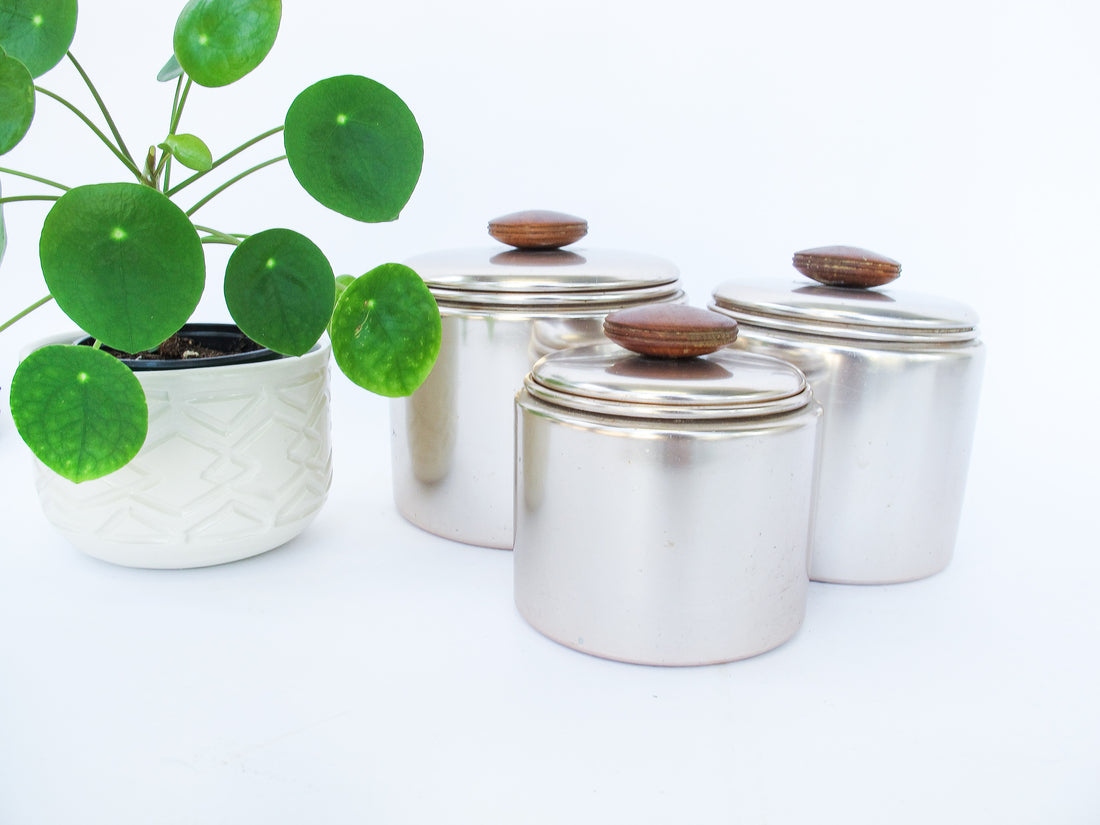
[0,0,441,483]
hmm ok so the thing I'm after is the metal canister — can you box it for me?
[513,305,821,666]
[710,246,985,585]
[392,211,683,549]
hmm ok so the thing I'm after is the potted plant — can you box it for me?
[0,0,442,567]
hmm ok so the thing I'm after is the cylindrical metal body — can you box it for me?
[513,344,821,666]
[392,246,682,548]
[711,279,985,584]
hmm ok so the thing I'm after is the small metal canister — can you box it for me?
[392,211,683,549]
[710,246,985,585]
[513,305,821,666]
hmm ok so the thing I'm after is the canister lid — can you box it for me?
[711,246,980,343]
[404,210,681,309]
[526,343,812,420]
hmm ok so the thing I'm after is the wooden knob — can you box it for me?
[792,245,901,288]
[604,304,739,359]
[488,210,588,249]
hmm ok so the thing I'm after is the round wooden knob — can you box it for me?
[604,304,739,358]
[792,245,901,288]
[488,210,588,249]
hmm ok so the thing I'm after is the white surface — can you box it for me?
[2,1,1099,822]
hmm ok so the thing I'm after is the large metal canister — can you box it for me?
[710,246,985,585]
[391,211,683,549]
[513,306,821,666]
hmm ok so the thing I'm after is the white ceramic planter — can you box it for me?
[28,331,332,568]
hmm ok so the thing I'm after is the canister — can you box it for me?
[513,305,822,666]
[391,210,683,549]
[710,245,985,585]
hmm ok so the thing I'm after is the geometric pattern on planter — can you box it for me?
[32,339,333,568]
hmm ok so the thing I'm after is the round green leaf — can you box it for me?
[40,182,205,353]
[330,263,440,397]
[224,228,334,356]
[284,75,423,223]
[160,133,212,171]
[0,0,77,78]
[0,47,35,154]
[173,0,281,88]
[10,344,148,483]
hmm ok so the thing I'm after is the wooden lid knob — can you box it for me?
[488,210,588,249]
[792,245,901,288]
[604,304,739,358]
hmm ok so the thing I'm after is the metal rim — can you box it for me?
[710,280,981,343]
[525,344,812,421]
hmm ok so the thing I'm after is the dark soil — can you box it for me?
[96,332,264,362]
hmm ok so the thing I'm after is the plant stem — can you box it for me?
[0,295,54,334]
[0,195,61,206]
[66,51,137,171]
[185,155,287,217]
[0,167,70,191]
[164,76,184,192]
[166,126,284,197]
[163,77,194,192]
[35,86,144,181]
[194,224,245,245]
[170,77,193,135]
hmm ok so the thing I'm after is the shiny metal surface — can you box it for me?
[513,361,821,666]
[391,239,683,549]
[391,304,681,549]
[712,282,985,584]
[525,343,812,420]
[405,247,680,297]
[712,279,981,343]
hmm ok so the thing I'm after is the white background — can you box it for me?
[2,0,1099,822]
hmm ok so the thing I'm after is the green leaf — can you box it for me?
[328,274,354,336]
[39,182,205,353]
[224,228,334,356]
[330,263,440,397]
[0,0,77,78]
[334,273,355,298]
[0,46,35,154]
[173,0,280,88]
[284,75,423,223]
[10,344,148,483]
[157,54,182,82]
[160,133,212,171]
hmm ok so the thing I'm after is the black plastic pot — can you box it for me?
[76,323,281,372]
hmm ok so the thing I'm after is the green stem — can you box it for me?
[66,51,137,170]
[0,195,61,205]
[194,224,245,245]
[35,86,144,181]
[164,77,193,192]
[169,77,193,135]
[0,167,70,191]
[155,150,171,181]
[185,155,287,217]
[166,126,284,197]
[164,76,184,192]
[169,75,183,132]
[0,295,54,334]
